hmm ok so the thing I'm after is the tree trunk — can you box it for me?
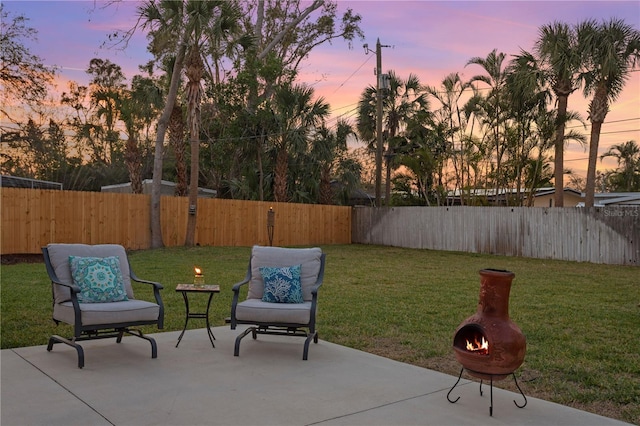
[257,132,265,201]
[169,103,188,196]
[184,47,204,247]
[385,152,391,205]
[584,88,609,208]
[319,165,332,204]
[554,95,569,207]
[274,148,288,202]
[150,35,188,249]
[584,120,603,208]
[494,128,501,206]
[125,135,142,194]
[184,133,199,246]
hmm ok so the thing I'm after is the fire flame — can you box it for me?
[466,336,489,354]
[194,267,202,276]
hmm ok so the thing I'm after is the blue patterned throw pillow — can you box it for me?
[260,264,303,304]
[69,256,128,303]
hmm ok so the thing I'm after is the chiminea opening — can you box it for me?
[454,325,489,356]
[447,268,527,416]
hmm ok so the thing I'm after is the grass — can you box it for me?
[1,244,639,424]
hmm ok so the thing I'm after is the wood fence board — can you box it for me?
[352,206,640,266]
[2,188,351,254]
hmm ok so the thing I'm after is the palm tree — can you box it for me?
[356,72,428,205]
[427,73,471,203]
[466,49,509,204]
[139,0,242,246]
[184,44,204,246]
[86,58,126,165]
[169,102,188,196]
[270,83,329,202]
[600,140,640,191]
[504,51,552,205]
[118,75,162,194]
[309,120,358,205]
[138,0,190,248]
[578,18,640,207]
[382,72,429,204]
[534,21,583,207]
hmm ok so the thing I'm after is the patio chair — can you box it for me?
[42,243,164,368]
[230,246,325,360]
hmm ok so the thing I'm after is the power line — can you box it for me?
[331,54,374,95]
[565,157,589,162]
[604,117,640,124]
[566,117,640,130]
[330,102,359,113]
[600,129,639,135]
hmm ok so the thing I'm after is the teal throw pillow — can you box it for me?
[260,264,303,303]
[69,256,128,303]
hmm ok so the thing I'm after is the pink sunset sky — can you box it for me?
[4,0,640,179]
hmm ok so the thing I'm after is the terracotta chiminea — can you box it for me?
[448,268,527,416]
[452,268,526,379]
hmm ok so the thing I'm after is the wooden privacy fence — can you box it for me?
[1,188,351,254]
[352,205,640,266]
[5,188,639,265]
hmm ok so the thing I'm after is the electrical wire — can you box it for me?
[331,54,374,95]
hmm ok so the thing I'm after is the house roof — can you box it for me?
[448,187,582,198]
[592,192,640,206]
[0,175,62,190]
[533,187,582,197]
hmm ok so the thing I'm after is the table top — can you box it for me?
[175,284,221,293]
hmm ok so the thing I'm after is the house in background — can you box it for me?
[101,179,217,198]
[447,187,584,206]
[526,188,640,207]
[590,192,640,206]
[532,188,583,207]
[1,175,62,190]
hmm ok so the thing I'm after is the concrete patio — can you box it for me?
[1,326,631,426]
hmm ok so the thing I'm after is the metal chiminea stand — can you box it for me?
[447,368,527,416]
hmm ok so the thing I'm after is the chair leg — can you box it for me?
[124,329,158,359]
[116,329,125,343]
[303,331,318,361]
[234,326,256,356]
[48,335,85,369]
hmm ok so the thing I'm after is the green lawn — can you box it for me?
[1,245,638,423]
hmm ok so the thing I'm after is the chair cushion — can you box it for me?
[53,299,160,326]
[46,244,134,304]
[248,246,322,301]
[235,299,312,325]
[260,264,303,304]
[69,256,128,303]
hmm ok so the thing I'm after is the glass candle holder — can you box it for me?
[194,268,204,286]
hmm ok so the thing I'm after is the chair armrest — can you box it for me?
[310,253,326,296]
[307,253,326,329]
[128,265,164,328]
[130,272,164,290]
[232,262,252,294]
[50,278,81,294]
[231,278,249,293]
[230,265,252,329]
[310,284,321,296]
[42,248,81,293]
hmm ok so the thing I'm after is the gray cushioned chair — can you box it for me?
[230,246,326,360]
[42,243,164,368]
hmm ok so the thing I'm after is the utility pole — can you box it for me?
[375,39,384,207]
[365,38,389,207]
